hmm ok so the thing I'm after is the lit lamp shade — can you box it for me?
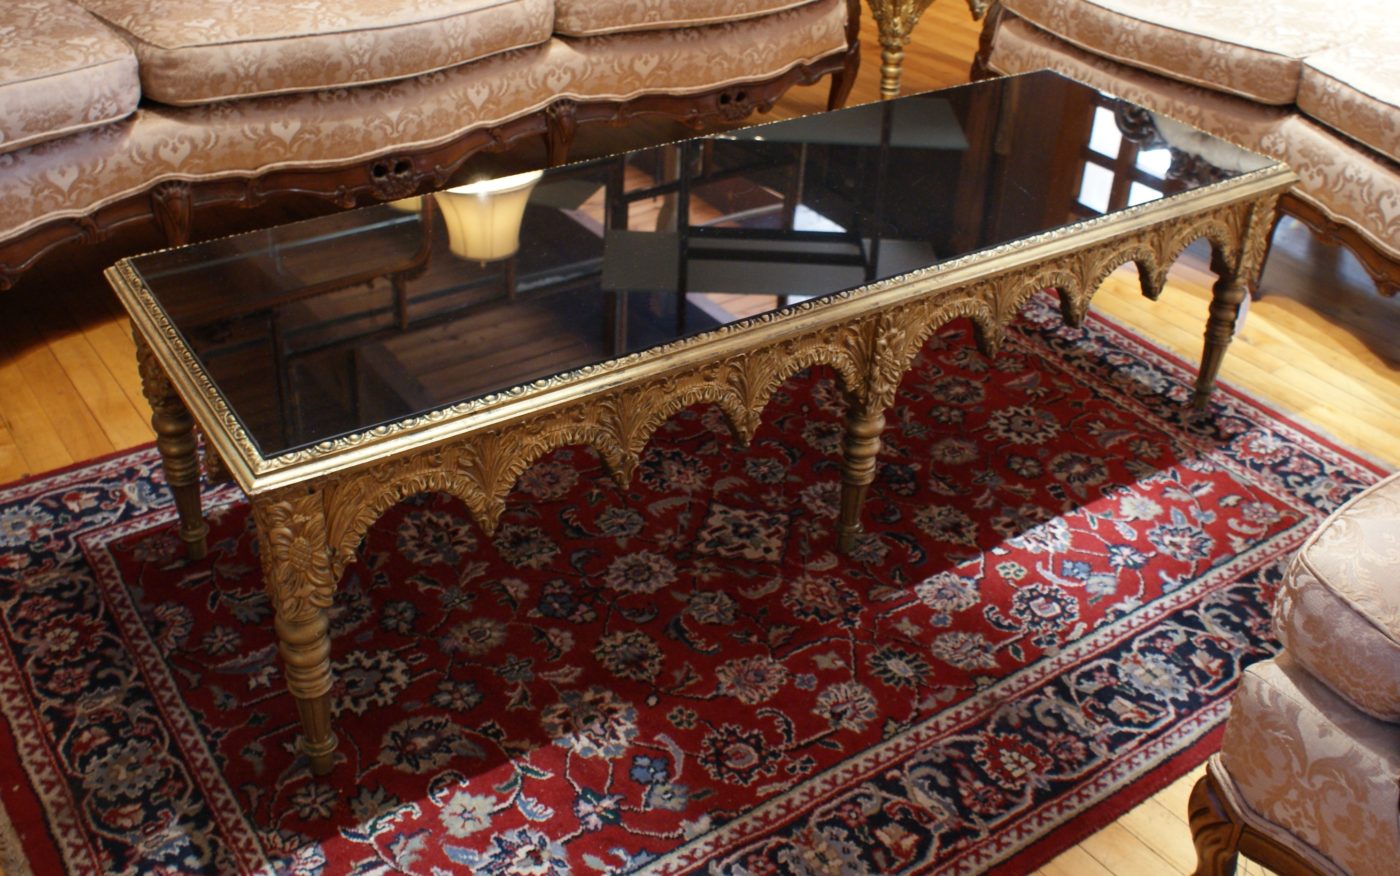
[432,170,543,262]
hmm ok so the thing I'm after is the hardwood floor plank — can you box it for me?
[0,293,118,460]
[54,271,151,419]
[23,293,151,450]
[1080,822,1184,876]
[0,424,28,484]
[10,350,113,465]
[1038,844,1116,876]
[0,341,76,478]
[80,319,150,423]
[1092,274,1400,465]
[1212,358,1399,459]
[1150,765,1206,829]
[1119,797,1201,874]
[1241,314,1400,397]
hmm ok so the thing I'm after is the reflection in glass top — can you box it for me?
[127,71,1275,457]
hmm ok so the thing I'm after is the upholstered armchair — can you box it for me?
[1189,473,1400,876]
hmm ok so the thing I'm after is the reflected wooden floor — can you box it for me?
[0,3,1392,873]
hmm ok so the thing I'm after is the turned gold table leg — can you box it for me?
[867,0,936,99]
[133,330,209,560]
[255,493,340,776]
[277,610,337,775]
[1193,197,1279,408]
[838,408,886,552]
[1193,274,1247,408]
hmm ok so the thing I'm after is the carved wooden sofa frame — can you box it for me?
[0,1,860,292]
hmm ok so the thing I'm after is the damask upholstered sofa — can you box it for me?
[973,0,1400,297]
[0,0,860,289]
[1189,471,1400,876]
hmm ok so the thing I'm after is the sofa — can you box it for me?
[1189,471,1400,876]
[0,0,860,290]
[972,0,1400,298]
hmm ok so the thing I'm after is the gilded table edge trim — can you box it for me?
[107,162,1295,496]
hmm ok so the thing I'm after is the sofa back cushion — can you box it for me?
[1299,39,1400,164]
[554,0,820,37]
[1274,472,1400,723]
[76,0,553,106]
[0,0,140,155]
[1002,0,1391,106]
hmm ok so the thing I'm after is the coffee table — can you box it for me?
[107,71,1293,775]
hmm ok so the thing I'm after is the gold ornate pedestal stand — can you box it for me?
[866,0,990,98]
[867,0,937,99]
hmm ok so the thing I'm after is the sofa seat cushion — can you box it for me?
[554,0,818,36]
[1219,653,1400,876]
[1274,472,1400,722]
[1299,40,1400,164]
[0,0,140,155]
[985,13,1400,263]
[1260,117,1400,262]
[556,0,847,98]
[75,0,554,106]
[0,0,848,248]
[1001,0,1385,106]
[985,15,1286,156]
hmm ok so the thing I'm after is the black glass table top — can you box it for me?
[122,71,1277,458]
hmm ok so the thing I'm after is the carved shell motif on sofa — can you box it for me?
[0,0,861,290]
[973,0,1400,297]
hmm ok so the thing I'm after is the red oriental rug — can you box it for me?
[0,293,1386,875]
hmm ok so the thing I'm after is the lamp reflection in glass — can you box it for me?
[432,170,544,263]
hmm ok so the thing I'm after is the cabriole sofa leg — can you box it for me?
[1188,771,1242,876]
[151,181,193,248]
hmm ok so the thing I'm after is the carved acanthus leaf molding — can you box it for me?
[867,0,937,46]
[1238,194,1282,282]
[109,173,1292,516]
[316,318,889,565]
[302,194,1290,572]
[133,330,174,408]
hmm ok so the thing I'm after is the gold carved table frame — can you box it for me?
[110,161,1293,775]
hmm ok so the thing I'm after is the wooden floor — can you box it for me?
[0,3,1395,874]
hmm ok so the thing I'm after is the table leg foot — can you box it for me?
[1193,275,1246,408]
[295,691,339,776]
[168,474,209,561]
[837,409,885,553]
[276,610,339,776]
